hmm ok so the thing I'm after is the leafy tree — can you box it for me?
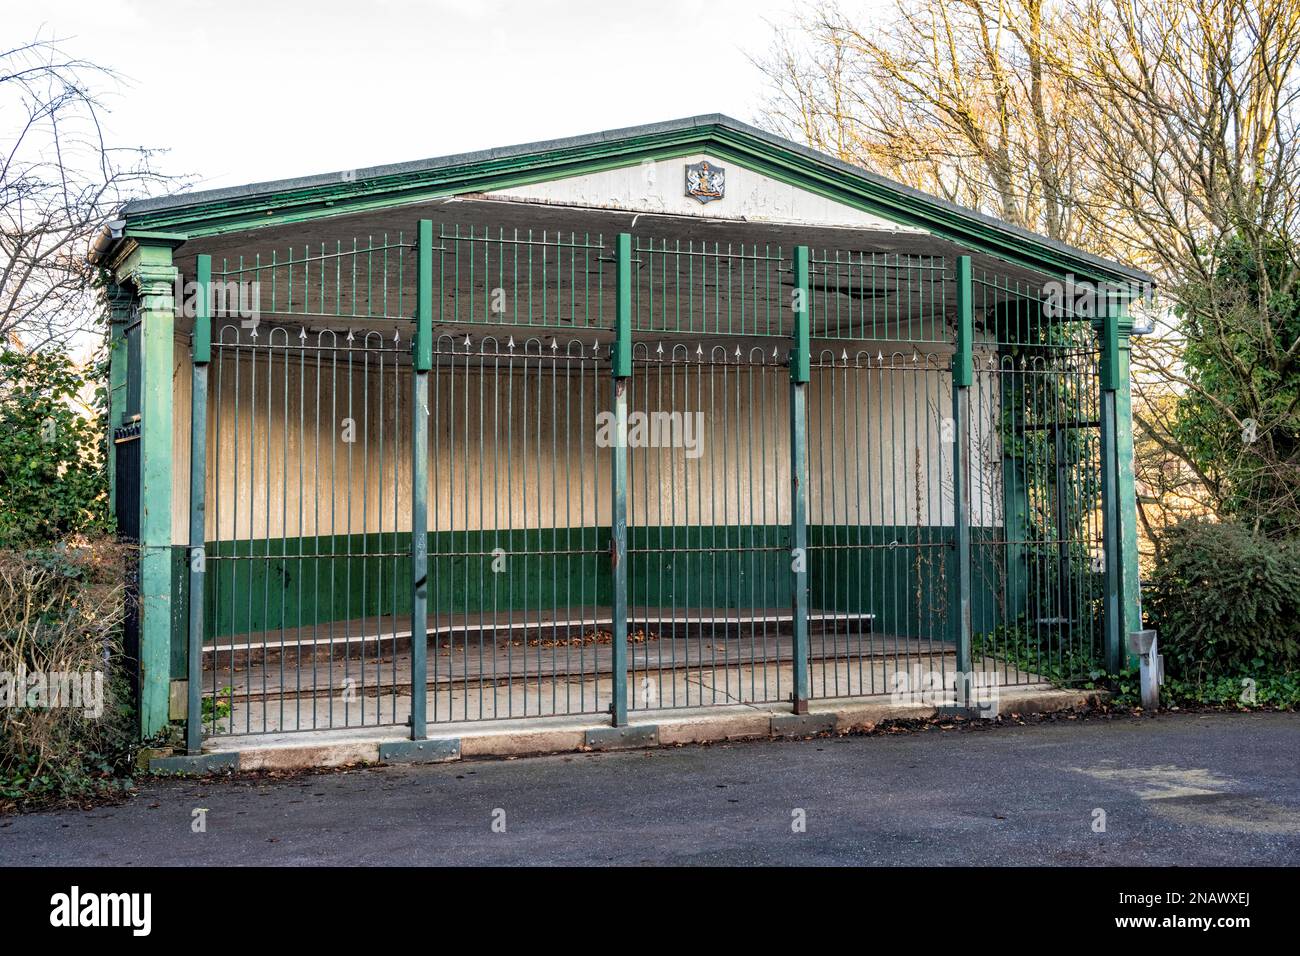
[754,0,1300,540]
[1173,235,1300,534]
[0,347,111,545]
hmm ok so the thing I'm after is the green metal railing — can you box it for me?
[626,341,793,710]
[185,223,1116,742]
[425,332,609,722]
[202,323,412,736]
[968,270,1105,686]
[632,238,787,338]
[214,235,413,322]
[439,225,610,330]
[805,348,956,699]
[809,250,950,342]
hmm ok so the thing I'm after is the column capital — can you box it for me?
[109,233,183,296]
[1090,293,1137,339]
[130,261,178,294]
[1094,294,1136,391]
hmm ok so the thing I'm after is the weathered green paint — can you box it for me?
[632,525,790,616]
[811,525,1007,637]
[951,257,973,682]
[199,529,604,637]
[1096,297,1140,670]
[104,281,133,510]
[149,751,238,775]
[610,234,632,726]
[117,119,1146,287]
[789,245,811,710]
[415,220,433,372]
[170,546,188,678]
[585,725,657,750]
[117,239,180,738]
[613,233,633,375]
[378,738,459,763]
[187,255,211,753]
[193,254,212,364]
[1099,300,1122,391]
[610,399,630,724]
[410,220,433,740]
[790,246,811,384]
[1112,306,1141,667]
[183,524,1011,644]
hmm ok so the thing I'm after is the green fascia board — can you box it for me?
[117,115,1151,287]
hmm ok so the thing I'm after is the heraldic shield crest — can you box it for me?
[685,160,725,203]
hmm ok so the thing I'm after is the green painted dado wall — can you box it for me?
[807,525,1011,640]
[172,524,1026,674]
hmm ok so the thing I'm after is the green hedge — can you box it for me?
[1146,520,1300,681]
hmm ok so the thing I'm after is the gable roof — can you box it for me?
[114,114,1151,285]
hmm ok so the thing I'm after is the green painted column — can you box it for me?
[1112,302,1142,666]
[610,232,632,727]
[123,241,179,738]
[410,220,433,739]
[789,245,811,713]
[104,281,133,511]
[186,256,211,754]
[1097,297,1140,671]
[951,257,974,694]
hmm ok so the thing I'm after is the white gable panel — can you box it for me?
[482,153,927,233]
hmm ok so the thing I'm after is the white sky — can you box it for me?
[12,0,829,194]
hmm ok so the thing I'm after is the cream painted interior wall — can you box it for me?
[171,331,1003,544]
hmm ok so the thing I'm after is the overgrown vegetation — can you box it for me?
[0,343,132,810]
[1144,519,1300,708]
[975,519,1300,710]
[973,622,1106,691]
[0,542,138,811]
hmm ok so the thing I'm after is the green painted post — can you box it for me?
[104,282,133,510]
[951,256,974,699]
[186,256,211,754]
[410,219,433,739]
[789,245,811,713]
[1097,294,1140,672]
[610,232,632,727]
[130,243,178,739]
[1116,336,1143,668]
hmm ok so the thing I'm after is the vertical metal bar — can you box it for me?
[951,256,974,701]
[186,255,211,754]
[410,220,432,739]
[610,232,632,727]
[789,245,811,713]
